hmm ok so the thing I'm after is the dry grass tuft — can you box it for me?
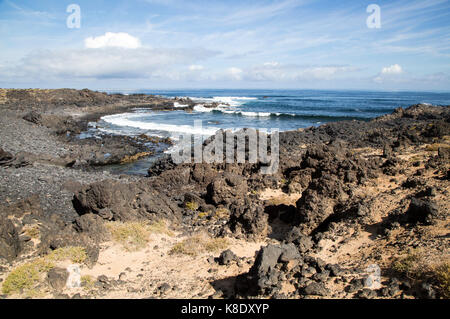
[47,246,87,264]
[147,219,174,237]
[169,233,229,257]
[433,262,450,299]
[392,249,427,278]
[213,207,230,220]
[106,221,151,251]
[392,249,450,298]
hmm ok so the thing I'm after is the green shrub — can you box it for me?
[2,258,54,294]
[185,201,199,211]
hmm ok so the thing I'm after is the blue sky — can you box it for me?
[0,0,449,91]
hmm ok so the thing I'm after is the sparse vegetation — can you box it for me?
[392,249,450,298]
[1,246,88,295]
[433,262,450,298]
[81,275,96,291]
[392,249,426,279]
[185,201,199,211]
[169,234,228,257]
[147,219,174,237]
[213,207,230,220]
[1,258,54,295]
[47,246,87,264]
[197,212,209,219]
[23,224,40,239]
[106,221,151,251]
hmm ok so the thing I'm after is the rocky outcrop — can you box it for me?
[0,216,22,262]
[206,173,248,206]
[72,180,181,222]
[227,198,269,238]
[0,148,14,166]
[47,267,70,291]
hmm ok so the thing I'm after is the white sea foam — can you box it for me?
[101,112,218,136]
[239,111,271,117]
[102,112,147,121]
[174,102,189,108]
[189,96,257,107]
[193,104,214,112]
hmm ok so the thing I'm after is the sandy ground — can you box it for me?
[0,231,266,299]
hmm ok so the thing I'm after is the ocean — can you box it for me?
[87,89,450,174]
[99,89,450,136]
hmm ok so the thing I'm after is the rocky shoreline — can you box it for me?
[0,89,449,299]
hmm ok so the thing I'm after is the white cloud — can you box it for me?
[374,64,405,83]
[188,64,204,71]
[1,47,217,80]
[263,61,280,67]
[381,64,403,75]
[227,67,243,80]
[84,32,142,49]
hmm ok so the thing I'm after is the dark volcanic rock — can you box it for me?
[227,198,269,238]
[218,249,238,265]
[0,216,22,262]
[23,111,43,125]
[207,173,248,206]
[47,267,69,291]
[72,180,181,222]
[235,244,300,296]
[284,227,314,252]
[303,282,328,296]
[0,148,14,166]
[405,198,439,224]
[73,214,108,242]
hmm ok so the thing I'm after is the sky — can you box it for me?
[0,0,449,91]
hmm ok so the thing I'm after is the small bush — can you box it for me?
[47,246,88,264]
[1,246,88,295]
[392,250,425,278]
[185,201,199,211]
[106,221,151,251]
[197,212,209,219]
[169,234,228,257]
[2,258,54,295]
[81,275,96,290]
[392,249,450,298]
[433,262,450,299]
